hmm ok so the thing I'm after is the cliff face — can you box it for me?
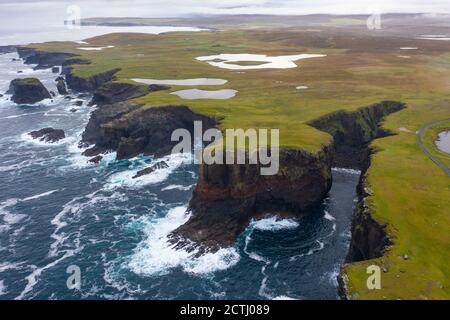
[89,82,151,106]
[8,78,51,104]
[17,47,76,70]
[309,101,406,169]
[309,101,406,298]
[65,68,121,93]
[81,104,217,159]
[171,147,333,250]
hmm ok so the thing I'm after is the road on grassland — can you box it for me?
[416,118,450,176]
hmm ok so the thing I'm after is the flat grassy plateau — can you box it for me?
[30,27,450,299]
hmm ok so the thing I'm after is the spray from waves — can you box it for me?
[0,111,45,120]
[128,206,240,277]
[332,167,361,175]
[105,153,193,189]
[321,263,341,287]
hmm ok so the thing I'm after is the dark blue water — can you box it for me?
[0,52,360,300]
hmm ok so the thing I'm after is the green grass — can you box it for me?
[29,28,450,299]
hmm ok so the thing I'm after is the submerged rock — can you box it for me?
[132,161,169,179]
[70,108,78,113]
[52,66,60,74]
[56,78,68,95]
[74,100,83,107]
[8,78,51,104]
[88,155,103,164]
[29,128,65,143]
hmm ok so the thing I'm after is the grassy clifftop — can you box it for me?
[29,28,450,299]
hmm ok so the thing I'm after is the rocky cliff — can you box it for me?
[81,104,217,159]
[89,82,150,106]
[171,147,333,251]
[7,78,51,104]
[17,47,76,70]
[65,68,121,93]
[308,101,406,298]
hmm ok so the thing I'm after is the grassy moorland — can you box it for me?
[30,27,450,299]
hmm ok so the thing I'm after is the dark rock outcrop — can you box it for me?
[171,148,333,250]
[133,161,169,179]
[0,46,16,54]
[88,155,103,164]
[90,82,149,106]
[17,47,76,70]
[308,101,406,169]
[149,84,170,92]
[56,78,68,95]
[66,68,120,93]
[74,100,83,107]
[29,128,65,143]
[81,104,216,159]
[8,78,51,104]
[52,66,60,74]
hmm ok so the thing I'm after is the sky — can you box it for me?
[1,0,450,45]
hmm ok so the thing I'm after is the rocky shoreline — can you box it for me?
[15,46,406,298]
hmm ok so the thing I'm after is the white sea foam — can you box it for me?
[272,295,297,300]
[128,206,240,276]
[161,184,194,191]
[289,240,325,262]
[22,189,59,201]
[324,211,336,221]
[250,216,299,231]
[332,167,361,175]
[0,280,7,296]
[105,153,192,189]
[0,199,26,227]
[196,53,326,70]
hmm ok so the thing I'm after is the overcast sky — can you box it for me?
[1,0,450,45]
[1,0,450,23]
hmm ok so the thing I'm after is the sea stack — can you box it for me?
[8,78,51,104]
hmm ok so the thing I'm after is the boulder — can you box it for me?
[132,161,169,179]
[52,66,60,74]
[29,128,65,143]
[8,78,51,104]
[73,100,83,107]
[70,108,77,113]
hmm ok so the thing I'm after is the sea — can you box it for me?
[0,37,360,300]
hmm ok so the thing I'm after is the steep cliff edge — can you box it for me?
[309,100,406,298]
[80,104,217,159]
[171,148,333,250]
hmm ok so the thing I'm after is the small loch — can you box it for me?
[436,130,450,154]
[171,89,238,100]
[131,78,227,86]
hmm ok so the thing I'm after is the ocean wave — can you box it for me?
[161,184,195,191]
[332,167,361,175]
[0,199,27,228]
[105,153,193,189]
[128,206,240,277]
[0,280,7,296]
[22,189,59,201]
[289,239,325,262]
[250,216,300,231]
[324,210,336,221]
